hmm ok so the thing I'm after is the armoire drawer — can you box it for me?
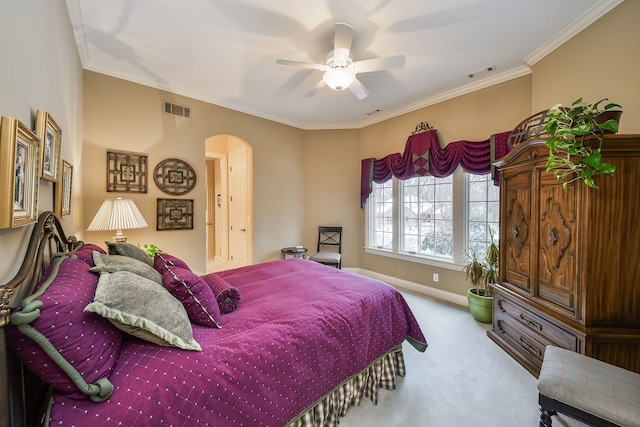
[494,292,578,351]
[493,313,550,368]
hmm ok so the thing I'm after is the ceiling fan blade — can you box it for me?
[354,54,406,74]
[349,78,369,100]
[334,22,354,62]
[303,79,327,98]
[276,58,326,71]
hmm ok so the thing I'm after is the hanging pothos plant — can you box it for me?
[544,97,622,190]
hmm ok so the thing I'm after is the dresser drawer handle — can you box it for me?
[518,337,542,357]
[519,313,542,331]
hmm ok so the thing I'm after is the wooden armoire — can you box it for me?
[487,134,640,376]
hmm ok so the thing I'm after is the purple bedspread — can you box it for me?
[49,259,427,426]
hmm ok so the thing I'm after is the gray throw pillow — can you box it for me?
[105,242,153,266]
[85,270,201,351]
[90,251,162,285]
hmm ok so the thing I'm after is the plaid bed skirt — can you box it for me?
[286,346,406,427]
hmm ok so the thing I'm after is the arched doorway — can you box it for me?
[205,135,253,273]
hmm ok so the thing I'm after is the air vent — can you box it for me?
[467,65,496,79]
[164,101,191,118]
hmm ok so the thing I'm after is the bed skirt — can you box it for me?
[286,345,406,427]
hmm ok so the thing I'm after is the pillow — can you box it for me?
[6,256,122,401]
[106,241,153,266]
[71,243,107,266]
[91,251,162,284]
[202,273,242,314]
[153,252,191,275]
[85,270,202,351]
[161,266,222,328]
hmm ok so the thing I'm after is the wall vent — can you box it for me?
[164,101,191,118]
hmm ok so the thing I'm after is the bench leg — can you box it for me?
[538,394,556,427]
[539,408,555,427]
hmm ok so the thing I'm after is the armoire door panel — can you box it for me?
[503,172,532,293]
[536,179,578,314]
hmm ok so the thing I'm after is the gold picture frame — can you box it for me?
[35,110,61,182]
[156,198,194,230]
[106,150,148,193]
[0,116,41,228]
[54,160,73,217]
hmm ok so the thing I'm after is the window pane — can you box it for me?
[370,180,393,250]
[466,173,499,261]
[401,176,453,257]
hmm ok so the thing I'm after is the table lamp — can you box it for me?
[87,197,148,242]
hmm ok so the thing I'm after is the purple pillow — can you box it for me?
[6,256,122,400]
[154,253,191,275]
[72,243,106,266]
[202,273,242,314]
[161,266,222,328]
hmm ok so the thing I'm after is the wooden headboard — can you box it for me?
[0,212,78,427]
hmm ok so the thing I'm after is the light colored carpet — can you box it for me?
[339,291,589,427]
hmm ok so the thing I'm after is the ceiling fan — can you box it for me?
[276,23,406,100]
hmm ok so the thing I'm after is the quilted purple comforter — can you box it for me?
[48,259,427,426]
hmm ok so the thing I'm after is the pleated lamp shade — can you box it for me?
[87,197,148,242]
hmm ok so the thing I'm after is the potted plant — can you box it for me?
[464,232,499,323]
[544,97,622,191]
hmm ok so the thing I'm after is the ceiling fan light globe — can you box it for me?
[323,67,355,91]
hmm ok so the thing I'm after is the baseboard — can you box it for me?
[344,267,468,307]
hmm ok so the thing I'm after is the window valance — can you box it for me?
[360,129,511,207]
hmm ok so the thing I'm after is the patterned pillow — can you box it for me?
[106,241,153,266]
[85,270,202,351]
[153,252,191,275]
[6,256,122,401]
[91,251,162,284]
[161,266,222,328]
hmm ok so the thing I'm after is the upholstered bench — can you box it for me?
[537,346,640,426]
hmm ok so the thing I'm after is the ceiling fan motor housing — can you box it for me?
[324,51,355,90]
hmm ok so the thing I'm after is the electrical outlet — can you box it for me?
[433,273,439,282]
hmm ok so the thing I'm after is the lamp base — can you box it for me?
[112,230,127,242]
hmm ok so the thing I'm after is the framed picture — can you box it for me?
[35,110,62,182]
[54,160,73,217]
[0,116,41,228]
[157,198,194,230]
[153,158,197,195]
[106,150,148,193]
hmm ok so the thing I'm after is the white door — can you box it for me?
[206,160,216,259]
[228,148,248,264]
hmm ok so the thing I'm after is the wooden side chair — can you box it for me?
[309,226,342,269]
[537,345,640,426]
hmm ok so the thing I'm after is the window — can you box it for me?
[401,175,453,257]
[369,179,393,250]
[366,171,499,267]
[467,173,500,257]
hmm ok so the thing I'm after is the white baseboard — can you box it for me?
[344,267,468,307]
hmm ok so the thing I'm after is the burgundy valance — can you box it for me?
[360,129,511,207]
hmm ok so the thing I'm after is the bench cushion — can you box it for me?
[538,346,640,427]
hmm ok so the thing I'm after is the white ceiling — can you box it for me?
[65,0,621,130]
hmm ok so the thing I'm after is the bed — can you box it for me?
[0,212,427,427]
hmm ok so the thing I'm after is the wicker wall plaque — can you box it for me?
[157,198,194,230]
[153,158,196,195]
[107,150,148,193]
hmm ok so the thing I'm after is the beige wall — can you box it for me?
[82,72,305,274]
[531,0,640,134]
[0,1,83,283]
[303,129,361,267]
[2,1,638,299]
